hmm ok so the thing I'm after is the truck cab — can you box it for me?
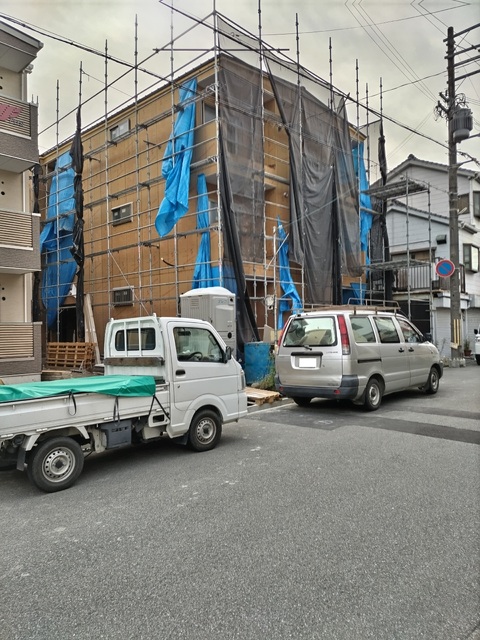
[104,315,247,435]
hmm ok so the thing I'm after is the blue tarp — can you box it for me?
[0,375,157,403]
[155,78,197,237]
[39,151,78,329]
[343,282,367,305]
[277,218,302,329]
[192,174,219,288]
[352,141,373,260]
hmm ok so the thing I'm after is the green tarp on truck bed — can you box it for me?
[0,375,157,403]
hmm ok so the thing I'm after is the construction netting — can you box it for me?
[218,16,362,309]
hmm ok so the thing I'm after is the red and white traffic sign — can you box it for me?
[435,259,455,278]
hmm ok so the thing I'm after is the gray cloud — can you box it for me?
[1,0,478,169]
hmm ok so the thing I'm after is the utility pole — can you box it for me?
[446,26,461,365]
[436,25,478,365]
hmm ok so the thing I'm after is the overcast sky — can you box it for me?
[1,0,479,172]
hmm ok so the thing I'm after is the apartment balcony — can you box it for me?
[392,263,466,294]
[0,96,39,172]
[0,208,40,272]
[0,322,42,381]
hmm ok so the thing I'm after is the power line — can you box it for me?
[264,5,465,36]
[350,1,438,103]
[1,6,478,167]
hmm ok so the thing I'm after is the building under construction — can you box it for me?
[37,11,374,358]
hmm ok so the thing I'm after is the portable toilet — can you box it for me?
[180,287,236,351]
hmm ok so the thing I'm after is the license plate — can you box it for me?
[298,357,317,368]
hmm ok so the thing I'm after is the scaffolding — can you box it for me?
[36,5,378,354]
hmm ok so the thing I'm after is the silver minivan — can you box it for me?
[275,307,443,410]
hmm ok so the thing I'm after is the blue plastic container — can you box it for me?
[244,342,273,385]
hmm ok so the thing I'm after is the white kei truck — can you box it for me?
[0,315,248,493]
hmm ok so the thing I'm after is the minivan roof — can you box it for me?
[292,305,406,318]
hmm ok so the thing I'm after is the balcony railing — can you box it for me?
[0,95,32,137]
[0,209,33,248]
[0,98,38,172]
[0,323,35,359]
[0,322,42,380]
[393,263,466,294]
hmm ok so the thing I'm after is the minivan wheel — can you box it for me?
[424,367,440,395]
[292,397,311,407]
[364,378,383,411]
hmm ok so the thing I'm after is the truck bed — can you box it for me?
[0,375,169,436]
[0,375,156,403]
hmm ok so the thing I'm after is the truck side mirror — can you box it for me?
[475,329,479,335]
[424,332,432,342]
[223,346,232,363]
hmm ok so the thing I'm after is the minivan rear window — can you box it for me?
[351,317,376,343]
[283,317,336,347]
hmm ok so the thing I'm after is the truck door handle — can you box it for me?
[398,348,405,353]
[176,369,185,375]
[408,347,414,352]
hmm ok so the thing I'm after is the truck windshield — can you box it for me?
[283,317,336,347]
[174,327,223,362]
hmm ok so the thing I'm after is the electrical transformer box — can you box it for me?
[180,287,236,350]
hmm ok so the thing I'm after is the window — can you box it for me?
[351,317,376,343]
[110,119,130,141]
[457,191,480,219]
[112,287,133,306]
[208,198,218,224]
[114,327,156,351]
[173,326,223,362]
[463,244,479,272]
[458,192,469,215]
[226,126,239,155]
[373,317,400,343]
[473,192,480,219]
[112,203,132,226]
[203,100,215,124]
[283,317,336,347]
[397,318,423,343]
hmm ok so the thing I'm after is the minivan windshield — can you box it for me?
[283,316,336,347]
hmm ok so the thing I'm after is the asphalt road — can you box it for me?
[1,364,479,640]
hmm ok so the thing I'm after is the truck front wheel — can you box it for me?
[188,409,222,452]
[27,437,84,493]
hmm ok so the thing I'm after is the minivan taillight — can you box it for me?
[338,315,350,355]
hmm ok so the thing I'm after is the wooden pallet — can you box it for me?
[41,369,91,381]
[45,342,96,372]
[246,387,281,406]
